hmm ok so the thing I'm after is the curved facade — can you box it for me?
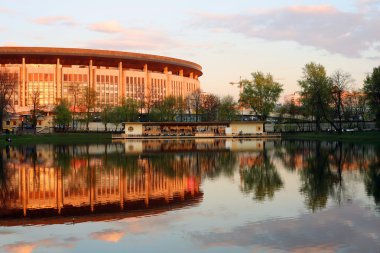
[0,47,202,112]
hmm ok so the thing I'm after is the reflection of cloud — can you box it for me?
[3,242,36,253]
[33,16,77,26]
[195,4,380,57]
[91,229,125,243]
[2,239,73,253]
[88,20,124,33]
[192,202,380,252]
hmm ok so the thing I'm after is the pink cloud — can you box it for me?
[33,16,77,26]
[88,20,124,33]
[87,28,181,51]
[195,4,380,58]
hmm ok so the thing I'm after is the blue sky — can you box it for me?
[1,0,379,100]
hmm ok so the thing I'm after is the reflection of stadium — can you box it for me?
[0,47,202,112]
[0,146,202,224]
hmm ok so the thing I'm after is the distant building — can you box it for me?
[0,47,202,114]
[284,92,302,106]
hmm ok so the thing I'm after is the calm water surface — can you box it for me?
[0,139,379,253]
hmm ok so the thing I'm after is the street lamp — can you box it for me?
[229,76,244,117]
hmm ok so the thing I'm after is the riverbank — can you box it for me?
[0,133,112,147]
[282,131,380,143]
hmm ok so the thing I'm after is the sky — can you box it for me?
[0,0,379,101]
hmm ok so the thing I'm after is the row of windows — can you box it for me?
[28,73,54,82]
[97,75,118,84]
[63,74,88,82]
[126,76,144,85]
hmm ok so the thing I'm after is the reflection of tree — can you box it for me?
[364,146,380,207]
[239,148,283,201]
[299,142,339,212]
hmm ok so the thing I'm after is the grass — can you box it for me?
[0,132,113,147]
[282,131,380,143]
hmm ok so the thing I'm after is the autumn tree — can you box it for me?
[202,94,220,122]
[0,69,17,132]
[363,66,380,127]
[240,71,283,124]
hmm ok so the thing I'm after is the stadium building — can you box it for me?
[0,47,202,113]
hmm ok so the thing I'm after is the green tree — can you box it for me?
[109,106,124,131]
[240,71,283,124]
[100,105,112,131]
[298,62,333,131]
[363,66,380,127]
[218,95,238,121]
[121,98,139,122]
[151,96,177,122]
[53,100,72,131]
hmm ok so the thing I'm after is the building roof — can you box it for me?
[0,47,202,77]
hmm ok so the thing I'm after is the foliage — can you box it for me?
[240,71,283,121]
[53,100,72,130]
[100,105,112,131]
[82,87,97,131]
[363,66,380,127]
[298,62,333,131]
[151,96,177,122]
[218,95,238,121]
[121,98,139,122]
[185,89,203,122]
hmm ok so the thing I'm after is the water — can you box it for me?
[0,139,379,253]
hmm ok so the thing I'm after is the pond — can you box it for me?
[0,139,379,252]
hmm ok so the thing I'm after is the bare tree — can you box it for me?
[330,70,353,131]
[185,89,203,122]
[0,69,17,132]
[30,90,41,134]
[68,83,81,130]
[82,87,97,131]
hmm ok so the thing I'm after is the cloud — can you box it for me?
[88,20,124,34]
[86,28,181,51]
[195,4,380,58]
[33,16,77,26]
[91,229,125,243]
[191,202,380,252]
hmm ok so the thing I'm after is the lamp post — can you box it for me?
[229,76,244,117]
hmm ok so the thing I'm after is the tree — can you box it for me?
[151,96,177,122]
[0,69,17,132]
[121,98,139,122]
[363,66,380,127]
[67,83,81,130]
[53,99,72,131]
[82,87,97,131]
[298,62,333,131]
[109,106,124,131]
[100,105,112,131]
[30,90,41,134]
[202,94,220,122]
[185,89,203,122]
[330,70,353,131]
[218,95,238,121]
[240,71,283,125]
